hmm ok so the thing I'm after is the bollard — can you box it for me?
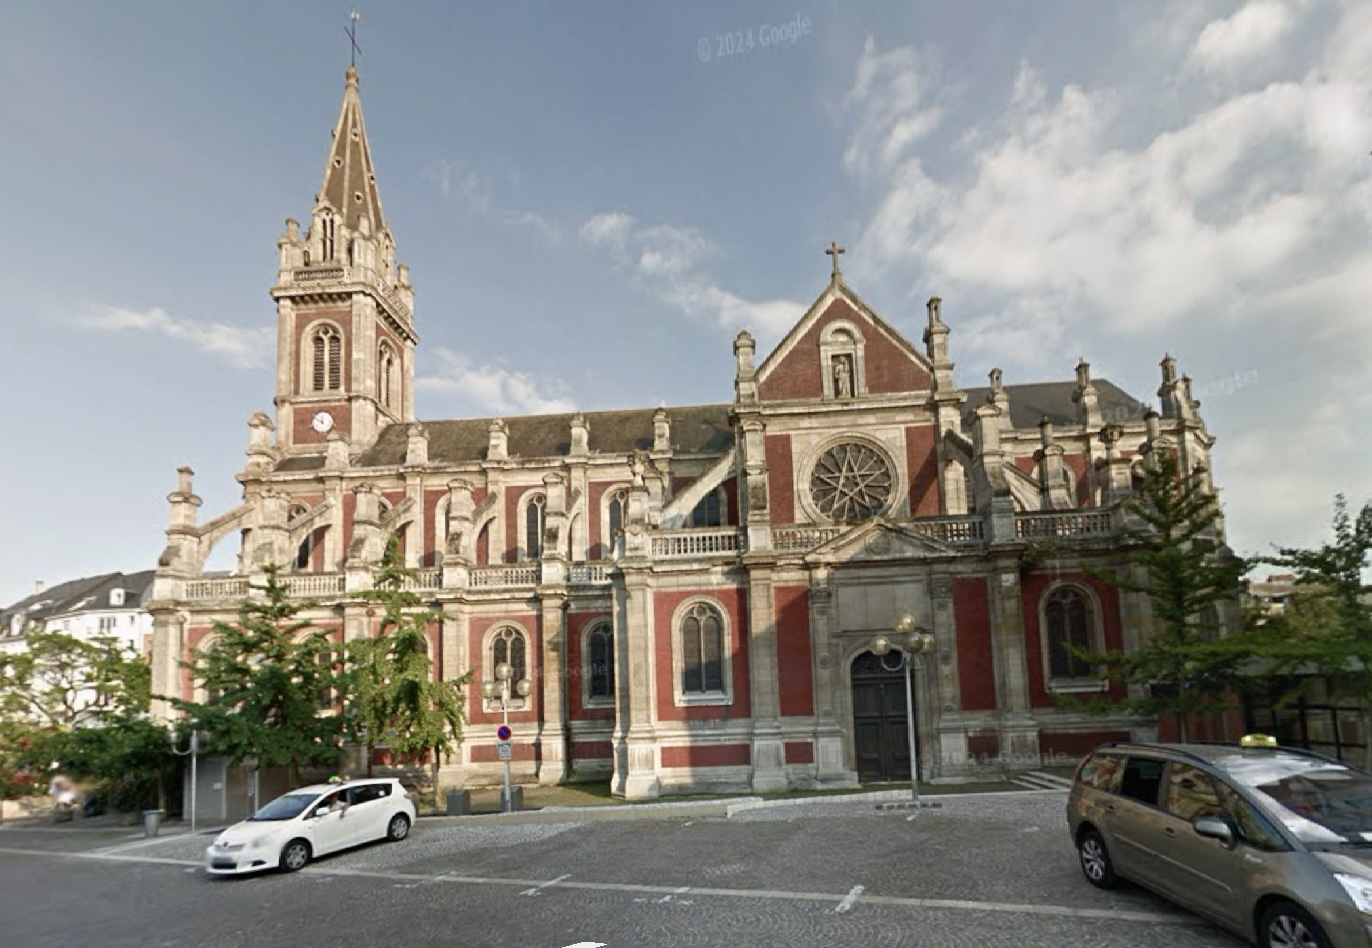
[445,789,470,816]
[142,809,164,838]
[500,785,523,813]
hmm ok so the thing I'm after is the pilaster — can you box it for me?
[807,577,851,785]
[613,566,660,800]
[536,593,570,786]
[987,566,1038,758]
[746,565,787,792]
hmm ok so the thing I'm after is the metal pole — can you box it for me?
[190,731,198,834]
[501,684,512,813]
[904,653,920,804]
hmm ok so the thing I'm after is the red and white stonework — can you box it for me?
[147,67,1226,799]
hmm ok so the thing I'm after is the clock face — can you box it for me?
[311,411,334,433]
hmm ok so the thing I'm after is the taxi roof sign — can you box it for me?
[1240,733,1278,747]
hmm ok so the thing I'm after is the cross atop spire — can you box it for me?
[825,241,845,279]
[346,9,362,68]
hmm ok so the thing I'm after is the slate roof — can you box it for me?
[962,379,1149,430]
[0,570,155,636]
[272,380,1150,473]
[351,404,736,467]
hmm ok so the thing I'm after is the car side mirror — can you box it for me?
[1194,815,1235,847]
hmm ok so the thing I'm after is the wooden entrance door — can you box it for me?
[851,650,917,783]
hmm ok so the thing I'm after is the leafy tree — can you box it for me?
[1248,496,1372,766]
[346,536,471,804]
[1063,449,1253,740]
[173,565,345,786]
[0,630,150,731]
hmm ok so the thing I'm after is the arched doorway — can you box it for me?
[851,650,918,783]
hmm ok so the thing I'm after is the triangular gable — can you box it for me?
[755,279,934,401]
[803,517,956,566]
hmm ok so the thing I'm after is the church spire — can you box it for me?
[317,64,388,238]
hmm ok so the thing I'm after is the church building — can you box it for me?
[147,64,1225,799]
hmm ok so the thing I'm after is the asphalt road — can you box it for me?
[0,791,1243,948]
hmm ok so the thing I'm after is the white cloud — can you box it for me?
[416,346,575,417]
[580,212,805,341]
[842,38,944,178]
[1190,0,1297,74]
[840,2,1372,556]
[429,159,559,242]
[79,306,273,369]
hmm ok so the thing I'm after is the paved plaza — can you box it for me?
[0,790,1243,948]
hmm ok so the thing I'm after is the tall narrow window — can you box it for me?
[311,326,342,392]
[377,343,396,410]
[295,530,316,571]
[491,627,527,685]
[1045,586,1095,680]
[588,623,614,700]
[322,213,336,261]
[607,489,628,555]
[688,489,723,528]
[526,494,546,560]
[681,602,725,694]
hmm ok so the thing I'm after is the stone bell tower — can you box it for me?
[269,63,417,457]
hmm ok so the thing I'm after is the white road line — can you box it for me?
[835,885,863,913]
[521,872,571,896]
[0,847,1195,925]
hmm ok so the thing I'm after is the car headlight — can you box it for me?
[1334,873,1372,914]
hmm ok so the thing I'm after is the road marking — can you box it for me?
[521,872,570,896]
[0,847,1196,925]
[834,885,863,913]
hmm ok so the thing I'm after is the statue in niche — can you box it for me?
[832,355,854,398]
[445,527,465,556]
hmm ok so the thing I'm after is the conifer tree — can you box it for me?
[1065,448,1252,740]
[174,565,345,786]
[347,536,471,804]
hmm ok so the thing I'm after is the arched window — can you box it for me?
[605,488,629,558]
[491,626,527,685]
[311,325,342,392]
[378,342,397,411]
[1044,586,1097,682]
[680,602,725,695]
[1198,604,1222,642]
[525,494,546,560]
[687,488,724,528]
[322,212,336,261]
[585,622,614,702]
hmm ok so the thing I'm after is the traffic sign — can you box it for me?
[497,724,512,741]
[497,741,513,761]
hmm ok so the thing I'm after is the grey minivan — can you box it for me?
[1067,738,1372,948]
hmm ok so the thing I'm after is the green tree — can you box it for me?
[347,537,471,804]
[0,630,150,730]
[173,565,345,786]
[1249,496,1372,766]
[1064,449,1253,740]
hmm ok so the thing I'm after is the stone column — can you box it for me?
[987,567,1039,760]
[807,580,849,784]
[613,566,660,800]
[148,607,186,724]
[537,594,570,786]
[745,564,787,792]
[929,575,968,778]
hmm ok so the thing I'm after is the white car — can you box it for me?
[206,777,415,876]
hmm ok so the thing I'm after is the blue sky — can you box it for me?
[3,0,1370,605]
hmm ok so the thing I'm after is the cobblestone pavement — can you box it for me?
[0,790,1245,948]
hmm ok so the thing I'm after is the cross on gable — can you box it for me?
[825,241,845,278]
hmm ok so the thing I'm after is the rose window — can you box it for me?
[809,442,894,522]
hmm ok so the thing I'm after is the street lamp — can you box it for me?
[480,662,532,812]
[170,728,199,833]
[870,614,936,806]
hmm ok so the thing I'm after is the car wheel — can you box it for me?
[1077,827,1118,889]
[1258,901,1330,948]
[386,814,411,842]
[278,839,311,872]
